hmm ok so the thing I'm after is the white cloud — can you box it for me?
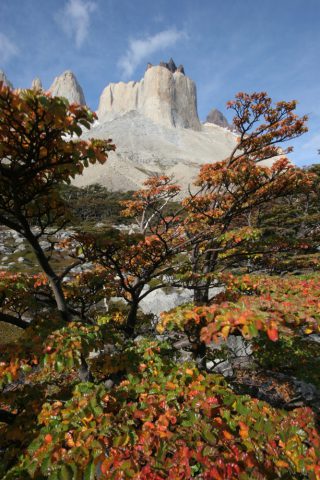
[118,28,187,78]
[0,33,18,64]
[56,0,97,48]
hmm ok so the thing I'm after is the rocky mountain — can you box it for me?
[48,70,86,105]
[0,70,13,89]
[70,60,241,193]
[205,108,230,129]
[0,62,253,194]
[97,61,201,130]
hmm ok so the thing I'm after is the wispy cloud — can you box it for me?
[0,33,18,64]
[55,0,97,48]
[118,28,187,78]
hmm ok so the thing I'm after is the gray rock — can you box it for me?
[39,241,51,250]
[104,379,114,389]
[205,108,229,128]
[156,58,184,75]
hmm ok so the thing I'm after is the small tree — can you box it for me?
[0,83,114,325]
[182,92,309,304]
[78,176,187,335]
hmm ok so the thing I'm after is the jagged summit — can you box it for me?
[97,61,200,130]
[205,108,229,129]
[48,70,86,105]
[0,70,13,89]
[31,77,42,90]
[147,58,185,75]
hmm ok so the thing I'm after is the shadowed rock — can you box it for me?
[205,108,229,128]
[156,58,184,74]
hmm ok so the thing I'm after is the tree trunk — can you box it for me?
[125,301,139,336]
[23,229,70,322]
[193,248,218,305]
[193,340,207,369]
[194,286,209,305]
[0,312,29,329]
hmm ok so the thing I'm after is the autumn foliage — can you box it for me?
[0,86,319,479]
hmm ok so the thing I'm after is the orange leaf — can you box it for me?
[223,430,233,440]
[44,434,52,444]
[267,327,279,342]
[165,382,177,390]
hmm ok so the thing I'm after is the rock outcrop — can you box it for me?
[97,61,201,130]
[0,70,13,89]
[31,77,42,90]
[205,108,229,128]
[48,70,86,105]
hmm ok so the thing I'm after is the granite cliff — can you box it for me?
[97,61,201,130]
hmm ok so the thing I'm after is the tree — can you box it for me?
[77,175,186,335]
[0,83,114,324]
[181,92,309,304]
[77,93,311,335]
[248,163,320,273]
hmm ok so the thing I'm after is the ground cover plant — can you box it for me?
[0,82,319,479]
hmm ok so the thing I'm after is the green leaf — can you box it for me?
[40,455,52,474]
[84,462,95,480]
[58,465,74,480]
[201,427,216,445]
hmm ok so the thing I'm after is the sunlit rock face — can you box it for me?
[31,77,42,90]
[97,61,201,131]
[48,70,86,105]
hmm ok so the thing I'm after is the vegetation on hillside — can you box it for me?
[0,83,319,479]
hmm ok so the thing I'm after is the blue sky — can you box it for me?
[0,0,319,166]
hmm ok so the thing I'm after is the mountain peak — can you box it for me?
[205,108,229,128]
[48,70,86,105]
[146,58,185,75]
